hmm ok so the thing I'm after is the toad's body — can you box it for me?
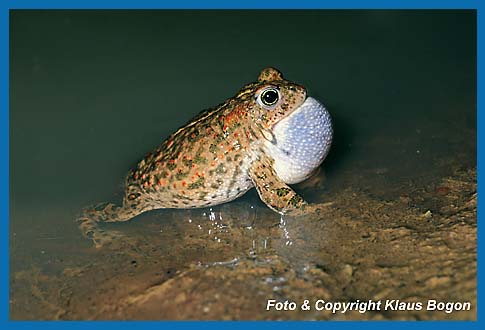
[78,68,333,247]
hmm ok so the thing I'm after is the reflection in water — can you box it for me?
[279,215,293,247]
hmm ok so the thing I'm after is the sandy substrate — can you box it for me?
[10,167,476,320]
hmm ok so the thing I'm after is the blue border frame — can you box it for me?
[2,0,481,328]
[1,0,481,10]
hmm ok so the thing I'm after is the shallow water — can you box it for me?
[10,10,476,320]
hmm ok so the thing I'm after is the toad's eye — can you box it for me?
[257,87,280,108]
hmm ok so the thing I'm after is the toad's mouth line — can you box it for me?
[273,96,327,129]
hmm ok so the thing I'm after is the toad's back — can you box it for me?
[125,94,257,211]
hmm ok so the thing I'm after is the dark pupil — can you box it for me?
[262,90,278,105]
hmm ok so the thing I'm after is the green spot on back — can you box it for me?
[188,177,205,190]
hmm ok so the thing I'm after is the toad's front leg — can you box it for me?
[249,155,308,214]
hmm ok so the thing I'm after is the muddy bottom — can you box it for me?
[10,165,476,320]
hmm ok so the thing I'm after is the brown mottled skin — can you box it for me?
[78,68,323,247]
